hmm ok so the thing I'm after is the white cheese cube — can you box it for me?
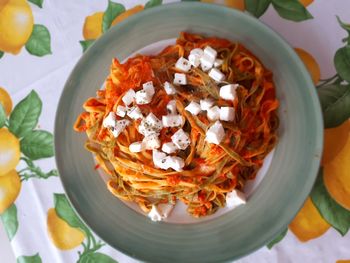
[143,134,161,150]
[138,119,158,136]
[164,81,177,95]
[185,101,201,116]
[129,141,144,153]
[127,106,143,120]
[190,48,204,57]
[162,115,184,127]
[135,90,152,105]
[205,121,225,145]
[208,68,225,82]
[111,119,130,138]
[138,113,162,136]
[162,142,178,154]
[188,53,201,68]
[171,129,191,150]
[220,107,235,122]
[220,84,238,101]
[204,46,217,60]
[167,156,185,171]
[116,105,127,117]
[143,81,155,96]
[207,106,220,121]
[200,98,215,111]
[153,150,169,169]
[200,53,215,72]
[226,190,246,209]
[173,73,187,85]
[175,57,191,72]
[148,205,163,222]
[122,89,136,106]
[214,59,223,67]
[145,113,163,131]
[102,112,116,128]
[166,100,177,114]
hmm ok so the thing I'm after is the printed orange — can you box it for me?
[289,198,330,242]
[0,170,21,214]
[324,129,350,211]
[295,48,321,85]
[47,208,85,250]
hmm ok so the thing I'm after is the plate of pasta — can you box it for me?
[55,2,323,262]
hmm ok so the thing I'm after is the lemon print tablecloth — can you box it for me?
[1,0,350,262]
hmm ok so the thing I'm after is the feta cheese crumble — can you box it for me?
[185,101,201,116]
[171,129,191,150]
[208,68,225,82]
[164,81,177,95]
[175,57,191,72]
[219,107,235,122]
[122,89,136,106]
[220,84,238,101]
[162,115,184,127]
[129,141,144,153]
[205,121,225,145]
[226,190,246,209]
[207,106,220,121]
[173,73,187,85]
[102,112,116,128]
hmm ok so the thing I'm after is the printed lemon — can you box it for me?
[322,120,350,165]
[294,48,321,85]
[300,0,313,7]
[289,198,330,242]
[0,128,20,176]
[82,12,104,40]
[111,5,144,26]
[0,0,10,12]
[201,0,245,11]
[324,130,350,211]
[0,0,34,54]
[0,87,13,116]
[47,208,85,250]
[337,260,350,263]
[0,170,21,214]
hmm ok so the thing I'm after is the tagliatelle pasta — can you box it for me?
[74,32,279,218]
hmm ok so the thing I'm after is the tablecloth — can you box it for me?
[0,0,350,262]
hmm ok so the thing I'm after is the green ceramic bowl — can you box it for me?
[55,3,323,262]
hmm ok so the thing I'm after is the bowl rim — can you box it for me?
[54,2,323,262]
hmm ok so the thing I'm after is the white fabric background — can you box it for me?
[1,0,350,262]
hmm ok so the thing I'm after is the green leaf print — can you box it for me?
[17,253,42,263]
[9,90,42,138]
[80,40,95,52]
[267,228,288,249]
[271,0,313,22]
[337,16,350,44]
[145,0,163,9]
[102,1,126,32]
[0,51,3,59]
[0,204,18,241]
[20,130,54,160]
[311,169,350,236]
[78,252,118,263]
[0,104,6,128]
[317,84,350,128]
[245,0,271,18]
[334,46,350,83]
[25,24,52,57]
[54,193,88,234]
[28,0,43,8]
